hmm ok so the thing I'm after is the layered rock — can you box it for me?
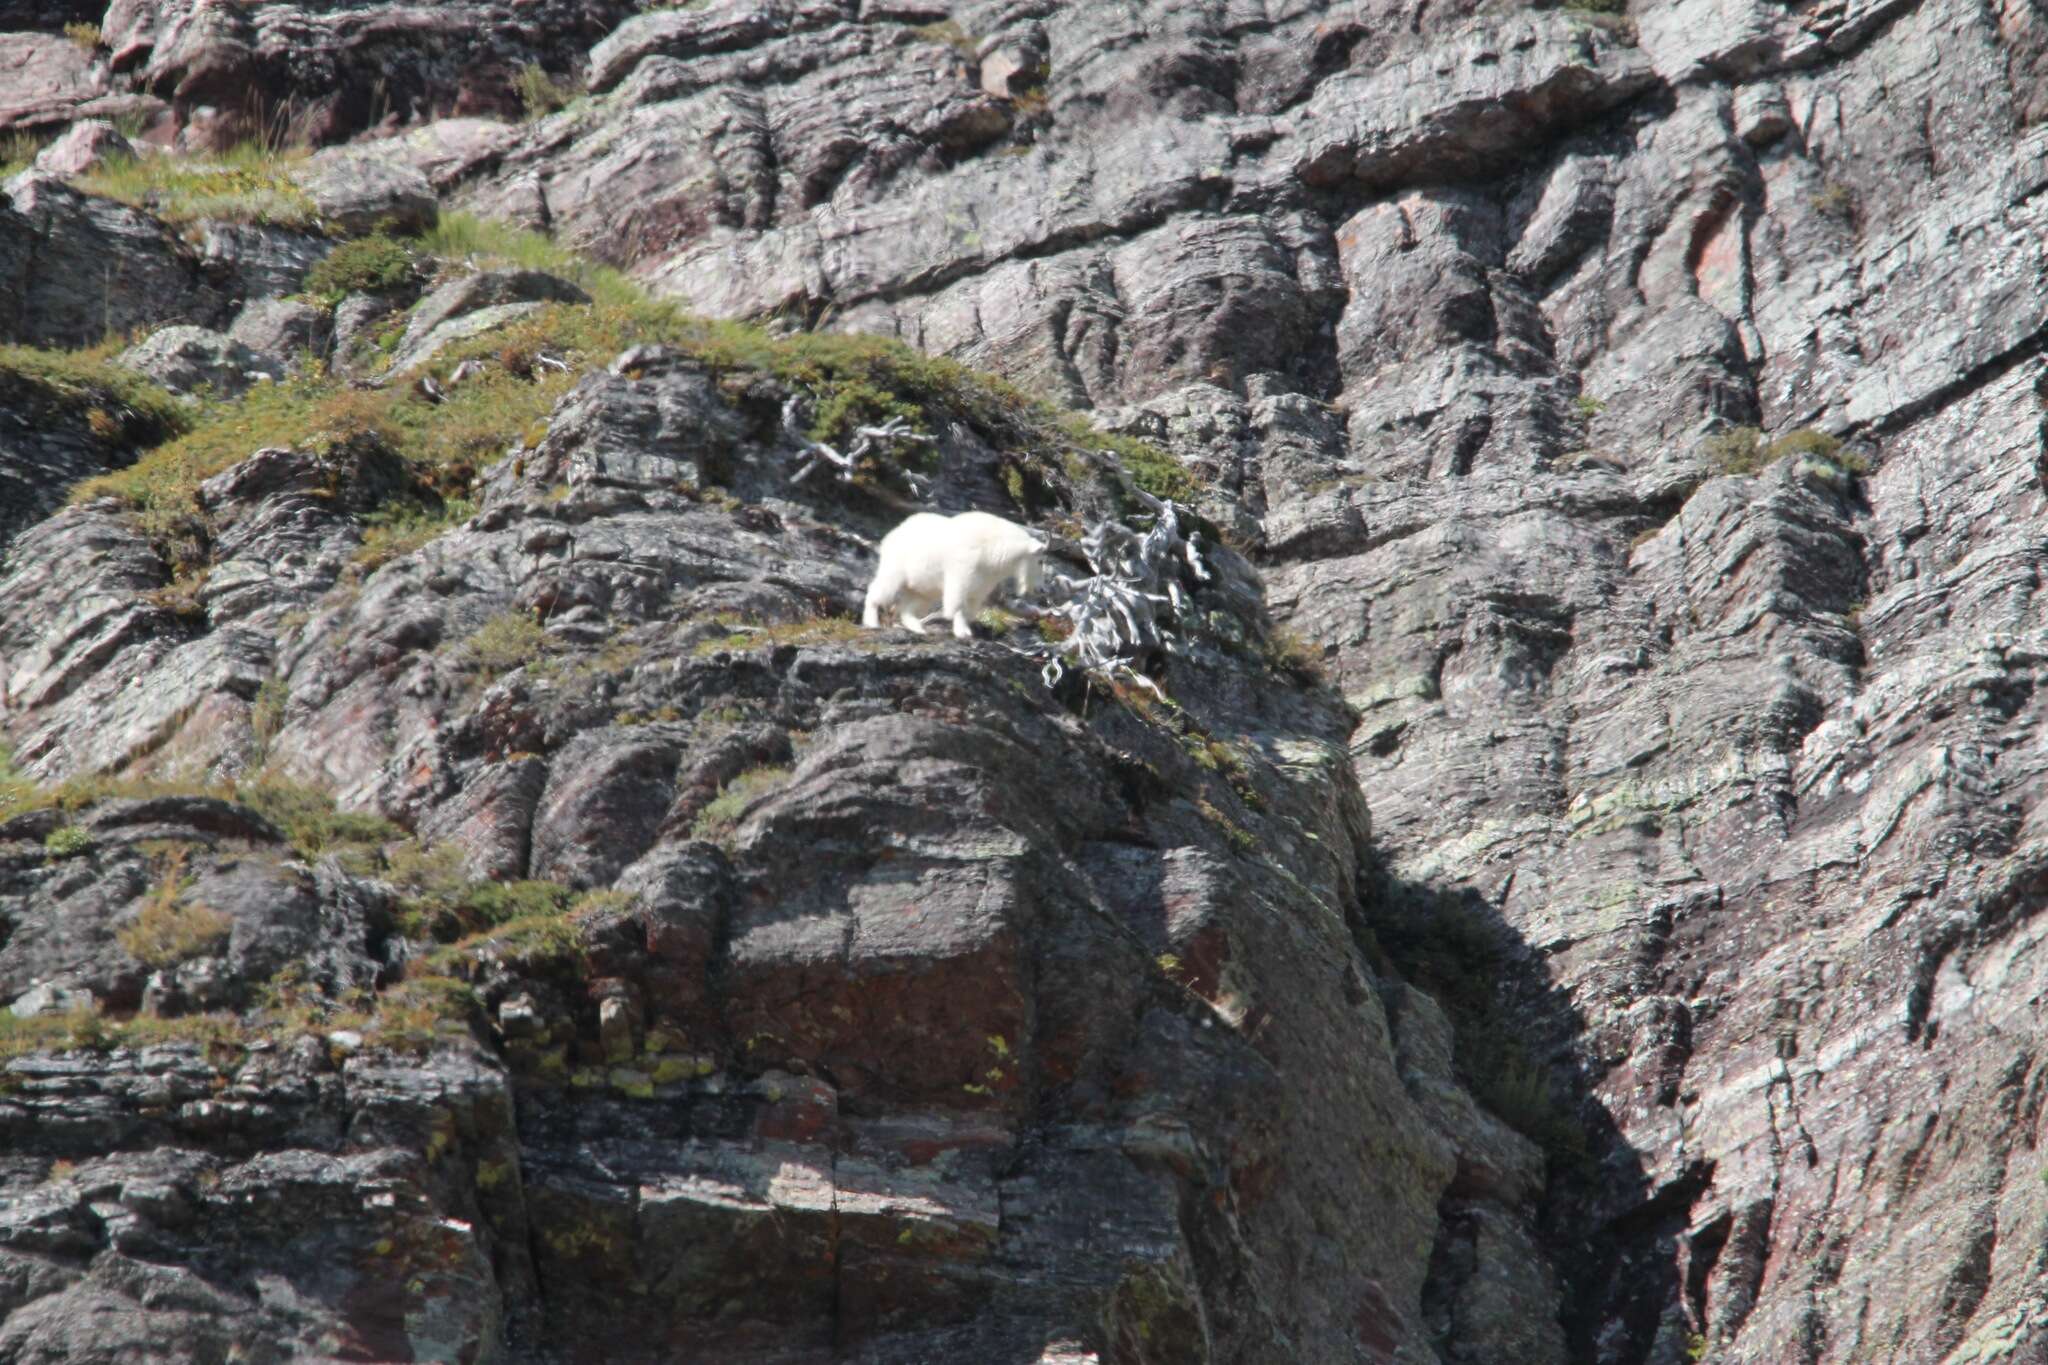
[0,351,1568,1360]
[3,0,2048,1361]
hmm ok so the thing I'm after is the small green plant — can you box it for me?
[43,825,93,859]
[237,779,398,861]
[1810,182,1855,223]
[691,614,866,657]
[461,611,553,678]
[691,765,794,842]
[1706,425,1861,477]
[0,130,45,177]
[391,847,574,943]
[1562,0,1627,12]
[1767,427,1841,463]
[250,676,288,759]
[1573,393,1607,418]
[117,848,232,967]
[1264,625,1326,684]
[363,975,477,1054]
[1054,418,1197,504]
[515,62,584,120]
[911,19,977,54]
[0,342,188,447]
[417,212,642,308]
[0,746,36,819]
[1702,426,1767,475]
[303,233,419,301]
[1686,1332,1710,1362]
[63,21,100,50]
[354,497,475,572]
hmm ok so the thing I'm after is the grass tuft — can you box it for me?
[1705,425,1860,477]
[78,143,316,230]
[354,497,475,572]
[117,848,232,967]
[692,765,793,842]
[43,825,93,859]
[237,779,399,861]
[0,341,188,448]
[516,63,585,120]
[461,611,553,679]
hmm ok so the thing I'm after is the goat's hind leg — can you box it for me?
[897,589,937,634]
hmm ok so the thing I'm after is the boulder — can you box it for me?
[31,119,132,176]
[115,323,269,397]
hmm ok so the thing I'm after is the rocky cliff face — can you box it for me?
[2,0,2047,1362]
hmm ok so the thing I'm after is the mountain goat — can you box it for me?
[863,511,1049,640]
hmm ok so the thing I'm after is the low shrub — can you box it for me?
[354,497,475,572]
[1704,425,1859,477]
[43,825,93,859]
[0,343,188,447]
[303,233,418,300]
[462,611,553,678]
[1702,426,1767,475]
[117,850,231,967]
[1811,182,1856,224]
[516,63,584,120]
[237,778,399,860]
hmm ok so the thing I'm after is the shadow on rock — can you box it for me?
[1355,857,1691,1364]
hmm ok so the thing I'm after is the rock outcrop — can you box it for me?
[3,0,2048,1362]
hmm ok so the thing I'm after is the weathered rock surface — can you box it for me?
[29,118,129,177]
[113,322,268,397]
[0,172,223,347]
[4,0,2048,1361]
[0,355,1557,1362]
[383,268,589,376]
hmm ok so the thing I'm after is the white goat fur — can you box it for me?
[863,511,1048,640]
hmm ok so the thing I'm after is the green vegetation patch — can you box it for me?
[461,611,554,679]
[59,202,1206,581]
[354,497,476,572]
[419,212,642,308]
[303,232,420,301]
[363,975,479,1054]
[43,825,94,859]
[1705,425,1862,477]
[691,613,867,657]
[0,341,189,448]
[0,130,48,179]
[692,765,794,842]
[117,849,232,967]
[386,840,578,942]
[0,1007,244,1064]
[238,778,400,862]
[78,143,318,231]
[911,19,977,54]
[516,64,585,121]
